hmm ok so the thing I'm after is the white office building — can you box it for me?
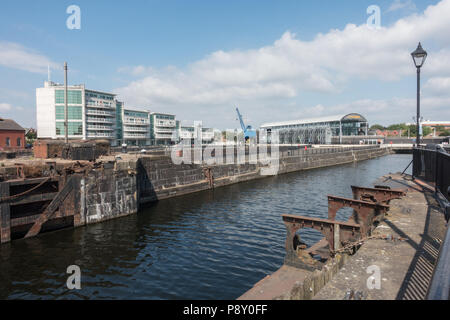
[36,81,122,146]
[122,108,151,146]
[150,112,178,145]
[36,81,184,147]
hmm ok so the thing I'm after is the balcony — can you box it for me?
[123,127,149,132]
[155,120,176,127]
[155,128,175,134]
[86,117,113,124]
[123,117,149,125]
[86,109,115,117]
[87,125,114,131]
[155,133,174,139]
[87,132,115,138]
[123,133,148,139]
[86,101,115,109]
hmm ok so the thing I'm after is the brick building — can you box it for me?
[0,118,25,150]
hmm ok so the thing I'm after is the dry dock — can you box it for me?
[239,173,448,300]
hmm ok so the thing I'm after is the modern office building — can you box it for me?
[36,81,183,147]
[260,113,369,144]
[36,81,122,146]
[150,112,178,145]
[122,108,151,146]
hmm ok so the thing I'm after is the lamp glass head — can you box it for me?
[411,42,427,68]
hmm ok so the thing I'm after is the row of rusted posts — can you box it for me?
[282,185,406,270]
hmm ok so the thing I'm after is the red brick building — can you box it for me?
[0,118,25,151]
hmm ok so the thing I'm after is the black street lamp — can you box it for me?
[411,42,427,146]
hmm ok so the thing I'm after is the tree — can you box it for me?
[400,124,431,137]
[423,126,432,137]
[387,123,408,131]
[439,130,450,137]
[370,124,385,130]
[25,128,37,145]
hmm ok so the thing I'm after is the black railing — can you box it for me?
[413,146,450,202]
[413,146,450,300]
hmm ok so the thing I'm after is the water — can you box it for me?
[0,154,411,299]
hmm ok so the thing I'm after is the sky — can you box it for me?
[1,0,450,129]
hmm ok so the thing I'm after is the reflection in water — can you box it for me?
[0,154,411,299]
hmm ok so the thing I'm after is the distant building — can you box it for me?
[36,81,122,146]
[150,112,177,145]
[0,118,25,150]
[122,108,151,147]
[260,113,369,144]
[178,124,215,144]
[409,120,450,129]
[36,81,183,147]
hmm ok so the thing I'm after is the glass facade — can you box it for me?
[262,113,368,144]
[86,91,114,100]
[55,90,82,104]
[156,114,175,120]
[56,122,83,136]
[55,105,82,120]
[116,102,123,142]
[125,110,148,118]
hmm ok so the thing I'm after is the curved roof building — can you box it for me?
[260,113,369,144]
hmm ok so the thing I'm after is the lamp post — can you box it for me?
[411,43,427,146]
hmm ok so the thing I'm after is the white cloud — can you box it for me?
[0,103,24,112]
[0,103,12,112]
[115,0,450,127]
[424,77,450,95]
[117,65,155,76]
[0,42,58,74]
[387,0,417,13]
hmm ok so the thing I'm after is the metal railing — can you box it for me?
[413,146,450,300]
[413,146,450,202]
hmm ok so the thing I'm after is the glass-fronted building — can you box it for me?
[37,81,121,146]
[150,112,177,145]
[122,109,150,147]
[36,81,181,147]
[260,113,369,144]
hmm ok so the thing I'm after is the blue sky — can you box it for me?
[1,0,449,129]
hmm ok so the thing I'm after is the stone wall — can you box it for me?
[80,166,138,225]
[79,145,392,226]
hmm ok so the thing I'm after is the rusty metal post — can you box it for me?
[0,182,11,243]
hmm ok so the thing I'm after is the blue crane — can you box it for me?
[236,107,256,141]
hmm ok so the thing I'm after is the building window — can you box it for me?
[5,137,10,146]
[56,122,83,136]
[17,137,21,146]
[55,90,82,104]
[55,105,82,120]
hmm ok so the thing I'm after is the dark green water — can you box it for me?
[0,154,411,299]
